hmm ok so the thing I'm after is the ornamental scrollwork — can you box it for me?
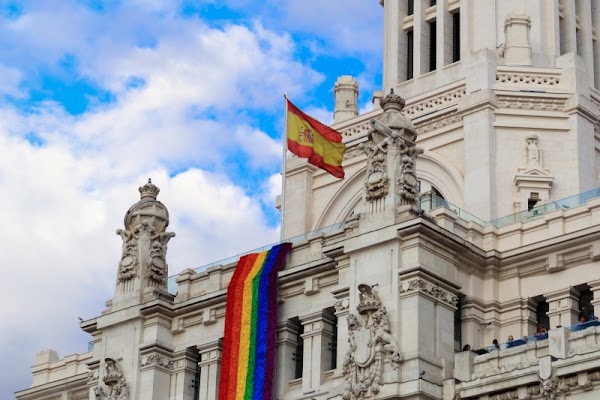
[342,284,401,400]
[140,353,174,370]
[399,278,458,307]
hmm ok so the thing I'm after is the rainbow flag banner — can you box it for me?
[286,98,346,179]
[218,242,292,400]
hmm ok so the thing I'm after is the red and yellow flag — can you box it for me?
[286,99,346,179]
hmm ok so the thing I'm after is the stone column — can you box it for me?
[197,339,222,400]
[275,320,301,398]
[461,94,498,220]
[300,310,335,393]
[282,159,316,239]
[504,11,533,66]
[545,287,580,328]
[138,348,174,400]
[382,0,404,91]
[560,0,577,55]
[589,280,600,318]
[399,274,458,386]
[436,0,452,66]
[413,0,427,76]
[333,288,350,373]
[171,348,199,400]
[576,0,594,79]
[592,1,600,88]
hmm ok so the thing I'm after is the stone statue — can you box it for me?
[343,284,401,400]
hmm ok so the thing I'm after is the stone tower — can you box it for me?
[333,75,359,124]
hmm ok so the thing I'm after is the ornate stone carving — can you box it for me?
[497,96,565,111]
[115,180,175,293]
[525,134,542,167]
[362,89,423,214]
[490,390,518,400]
[116,229,138,282]
[140,353,174,369]
[416,111,462,134]
[397,149,421,206]
[334,299,350,313]
[496,72,560,86]
[93,358,128,400]
[399,278,458,307]
[541,376,558,400]
[342,284,401,400]
[146,231,175,285]
[361,141,390,201]
[403,86,466,117]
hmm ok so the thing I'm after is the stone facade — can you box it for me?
[15,1,600,400]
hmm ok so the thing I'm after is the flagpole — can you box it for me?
[280,94,289,242]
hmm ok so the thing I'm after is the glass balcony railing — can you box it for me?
[419,192,488,227]
[166,188,600,295]
[420,186,600,229]
[166,221,346,294]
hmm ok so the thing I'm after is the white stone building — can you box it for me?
[15,1,600,399]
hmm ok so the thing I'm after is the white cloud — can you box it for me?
[0,6,318,397]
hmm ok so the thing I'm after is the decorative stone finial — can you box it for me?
[379,88,406,112]
[139,178,160,200]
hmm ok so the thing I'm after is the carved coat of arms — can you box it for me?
[342,284,402,400]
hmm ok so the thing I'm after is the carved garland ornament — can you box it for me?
[399,278,458,307]
[342,284,401,400]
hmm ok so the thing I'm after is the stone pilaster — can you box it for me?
[197,339,222,400]
[299,310,336,393]
[399,273,458,387]
[545,287,580,328]
[138,345,174,400]
[171,348,199,400]
[588,280,600,318]
[282,159,316,240]
[275,320,301,398]
[333,287,350,374]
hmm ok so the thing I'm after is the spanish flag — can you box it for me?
[286,99,346,179]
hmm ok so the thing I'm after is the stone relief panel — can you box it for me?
[93,358,128,400]
[342,284,401,400]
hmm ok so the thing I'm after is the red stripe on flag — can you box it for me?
[287,139,345,179]
[286,99,343,143]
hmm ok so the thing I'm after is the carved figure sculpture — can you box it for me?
[343,284,401,400]
[116,229,138,282]
[525,134,541,167]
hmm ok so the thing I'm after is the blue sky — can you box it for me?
[0,1,382,397]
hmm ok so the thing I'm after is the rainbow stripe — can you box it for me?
[218,243,292,400]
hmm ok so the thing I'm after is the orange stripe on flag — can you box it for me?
[286,99,346,179]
